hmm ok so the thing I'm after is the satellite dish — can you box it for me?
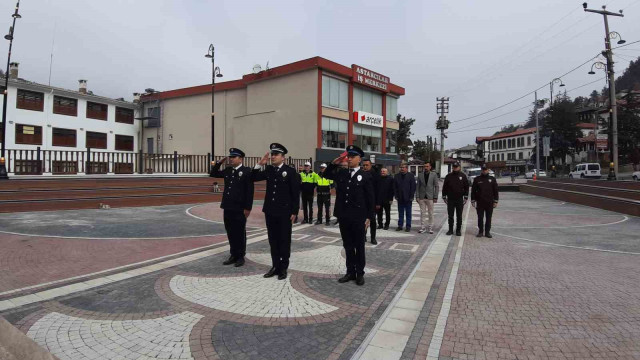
[252,64,262,74]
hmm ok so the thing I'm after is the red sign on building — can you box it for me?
[352,65,390,92]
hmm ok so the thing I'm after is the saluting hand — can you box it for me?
[259,152,269,166]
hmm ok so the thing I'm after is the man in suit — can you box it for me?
[376,168,394,230]
[209,148,254,267]
[252,143,301,280]
[362,158,378,245]
[416,162,440,234]
[471,165,499,238]
[393,163,416,232]
[323,145,375,286]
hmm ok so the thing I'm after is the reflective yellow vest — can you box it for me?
[300,171,317,184]
[316,173,333,186]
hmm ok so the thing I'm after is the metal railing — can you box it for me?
[4,148,312,176]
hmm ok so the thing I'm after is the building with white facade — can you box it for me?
[476,127,537,174]
[0,63,139,175]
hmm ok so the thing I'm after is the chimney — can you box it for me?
[78,79,87,94]
[133,93,141,103]
[9,62,18,79]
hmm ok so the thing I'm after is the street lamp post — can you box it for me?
[205,44,223,160]
[549,78,565,107]
[0,0,21,180]
[584,2,625,180]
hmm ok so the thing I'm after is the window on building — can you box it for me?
[321,117,348,149]
[321,76,348,110]
[115,134,134,151]
[115,107,134,124]
[386,129,397,153]
[87,101,108,120]
[386,96,398,121]
[353,124,382,152]
[527,136,531,146]
[15,124,43,145]
[0,122,3,144]
[145,107,160,128]
[16,89,44,112]
[492,154,495,161]
[52,128,77,147]
[501,153,504,161]
[353,87,382,115]
[86,131,107,149]
[53,96,78,116]
[519,152,523,159]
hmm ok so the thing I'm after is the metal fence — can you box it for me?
[3,148,312,176]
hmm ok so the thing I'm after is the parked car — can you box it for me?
[524,170,547,179]
[633,171,640,181]
[569,163,601,179]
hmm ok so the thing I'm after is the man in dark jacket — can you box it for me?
[442,162,469,236]
[252,143,301,280]
[471,165,499,238]
[376,168,394,230]
[362,158,378,244]
[209,148,254,267]
[393,163,416,232]
[323,145,375,286]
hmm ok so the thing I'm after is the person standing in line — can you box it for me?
[442,162,469,236]
[393,163,416,232]
[471,165,499,238]
[376,168,394,230]
[323,145,374,286]
[252,143,301,280]
[300,162,317,224]
[362,158,378,245]
[209,148,254,267]
[416,162,439,234]
[315,163,333,225]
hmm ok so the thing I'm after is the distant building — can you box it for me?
[476,127,537,174]
[0,63,140,175]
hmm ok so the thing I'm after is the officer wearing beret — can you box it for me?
[252,143,301,280]
[210,148,254,267]
[323,145,375,286]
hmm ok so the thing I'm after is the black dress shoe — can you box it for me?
[383,225,389,230]
[277,271,287,280]
[264,267,278,278]
[315,221,322,225]
[338,274,355,283]
[325,220,331,226]
[395,226,403,231]
[356,274,365,286]
[222,256,237,265]
[377,224,383,229]
[405,227,411,232]
[485,233,493,238]
[371,238,378,245]
[476,232,483,238]
[303,218,309,224]
[455,230,462,236]
[234,258,245,267]
[446,230,454,235]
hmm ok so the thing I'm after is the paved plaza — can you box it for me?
[1,193,640,359]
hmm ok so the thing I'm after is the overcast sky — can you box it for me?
[2,0,639,149]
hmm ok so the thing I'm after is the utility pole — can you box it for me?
[436,97,450,174]
[584,3,624,179]
[534,92,540,177]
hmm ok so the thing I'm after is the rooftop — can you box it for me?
[476,127,536,143]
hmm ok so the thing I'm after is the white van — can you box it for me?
[569,163,601,179]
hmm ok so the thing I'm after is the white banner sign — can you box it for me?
[354,111,384,128]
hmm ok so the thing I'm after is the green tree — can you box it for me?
[411,139,428,161]
[541,96,581,165]
[397,114,416,155]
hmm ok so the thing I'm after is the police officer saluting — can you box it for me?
[252,143,301,280]
[209,148,254,267]
[471,165,499,238]
[323,145,375,286]
[442,162,469,236]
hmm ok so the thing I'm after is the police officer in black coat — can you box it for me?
[471,165,499,238]
[442,162,469,236]
[252,143,301,280]
[323,145,375,286]
[210,148,254,267]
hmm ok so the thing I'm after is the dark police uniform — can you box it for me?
[442,164,469,235]
[471,171,499,237]
[316,166,333,225]
[323,145,375,285]
[210,148,254,266]
[251,143,301,279]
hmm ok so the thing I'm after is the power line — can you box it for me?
[564,77,607,94]
[452,104,531,131]
[450,52,601,123]
[613,39,640,49]
[446,121,528,135]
